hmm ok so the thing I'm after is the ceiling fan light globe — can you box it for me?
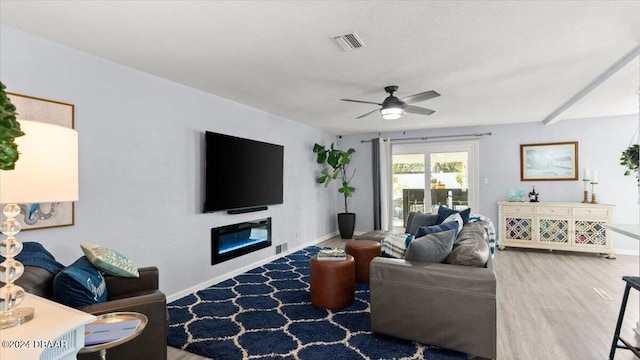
[380,107,403,120]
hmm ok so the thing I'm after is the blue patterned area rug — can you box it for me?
[167,246,465,360]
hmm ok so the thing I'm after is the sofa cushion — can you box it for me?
[53,256,107,307]
[436,206,471,224]
[81,244,139,278]
[406,212,439,235]
[414,220,459,241]
[404,229,456,263]
[405,211,417,233]
[446,221,491,267]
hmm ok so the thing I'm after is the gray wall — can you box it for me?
[340,115,640,253]
[0,25,339,296]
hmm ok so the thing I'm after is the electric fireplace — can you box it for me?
[211,218,272,264]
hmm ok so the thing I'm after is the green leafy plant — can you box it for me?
[620,144,639,182]
[0,81,24,170]
[313,143,356,213]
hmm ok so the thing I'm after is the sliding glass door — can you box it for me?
[392,141,478,229]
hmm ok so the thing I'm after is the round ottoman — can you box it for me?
[310,254,355,309]
[345,240,381,283]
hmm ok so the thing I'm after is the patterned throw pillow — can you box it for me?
[80,244,139,278]
[53,256,107,307]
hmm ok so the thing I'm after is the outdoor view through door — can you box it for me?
[392,142,478,231]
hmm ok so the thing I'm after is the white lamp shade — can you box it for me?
[0,120,78,204]
[380,107,403,120]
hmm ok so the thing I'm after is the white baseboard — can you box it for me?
[613,248,640,256]
[167,232,338,302]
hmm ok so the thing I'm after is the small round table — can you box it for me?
[310,254,355,309]
[79,312,148,360]
[346,240,381,283]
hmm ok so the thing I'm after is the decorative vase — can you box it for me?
[337,213,356,239]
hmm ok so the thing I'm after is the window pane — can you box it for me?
[392,153,424,229]
[429,151,469,213]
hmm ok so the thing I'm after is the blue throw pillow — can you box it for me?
[53,256,107,307]
[0,242,65,275]
[413,221,460,243]
[436,206,471,224]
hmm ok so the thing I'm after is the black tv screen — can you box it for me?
[204,131,284,212]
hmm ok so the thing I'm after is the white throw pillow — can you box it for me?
[442,213,463,239]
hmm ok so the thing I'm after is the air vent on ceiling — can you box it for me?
[331,32,366,52]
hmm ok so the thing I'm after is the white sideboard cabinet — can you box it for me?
[497,201,615,258]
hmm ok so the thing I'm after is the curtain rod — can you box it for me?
[360,132,492,143]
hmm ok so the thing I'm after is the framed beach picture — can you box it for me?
[3,92,75,230]
[520,141,578,181]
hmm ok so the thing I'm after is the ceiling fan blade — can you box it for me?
[341,99,383,106]
[401,90,441,104]
[405,105,435,116]
[356,109,380,119]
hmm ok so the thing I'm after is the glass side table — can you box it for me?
[79,312,148,360]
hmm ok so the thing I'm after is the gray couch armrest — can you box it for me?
[370,257,496,359]
[78,267,167,360]
[78,289,167,360]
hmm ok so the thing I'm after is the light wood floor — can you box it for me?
[168,237,640,359]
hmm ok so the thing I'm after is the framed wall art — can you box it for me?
[520,141,578,181]
[3,92,75,230]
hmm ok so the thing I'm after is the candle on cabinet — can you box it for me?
[592,171,598,183]
[583,168,590,180]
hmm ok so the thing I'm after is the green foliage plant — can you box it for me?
[0,81,24,170]
[620,144,639,183]
[313,143,356,213]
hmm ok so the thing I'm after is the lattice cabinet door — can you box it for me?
[537,218,570,244]
[573,220,607,247]
[503,216,534,242]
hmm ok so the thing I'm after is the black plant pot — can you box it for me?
[338,212,356,239]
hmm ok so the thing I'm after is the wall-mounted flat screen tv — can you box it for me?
[204,131,284,213]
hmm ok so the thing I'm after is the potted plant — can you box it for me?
[430,177,438,189]
[0,81,24,170]
[313,143,356,239]
[620,144,639,183]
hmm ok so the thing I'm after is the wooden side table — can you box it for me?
[0,294,96,360]
[79,312,148,360]
[309,254,355,309]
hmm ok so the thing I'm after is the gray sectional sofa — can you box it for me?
[364,212,497,359]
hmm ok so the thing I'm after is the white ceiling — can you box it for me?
[1,1,639,135]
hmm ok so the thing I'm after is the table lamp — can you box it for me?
[0,120,78,329]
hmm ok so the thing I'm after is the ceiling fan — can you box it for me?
[341,86,440,120]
